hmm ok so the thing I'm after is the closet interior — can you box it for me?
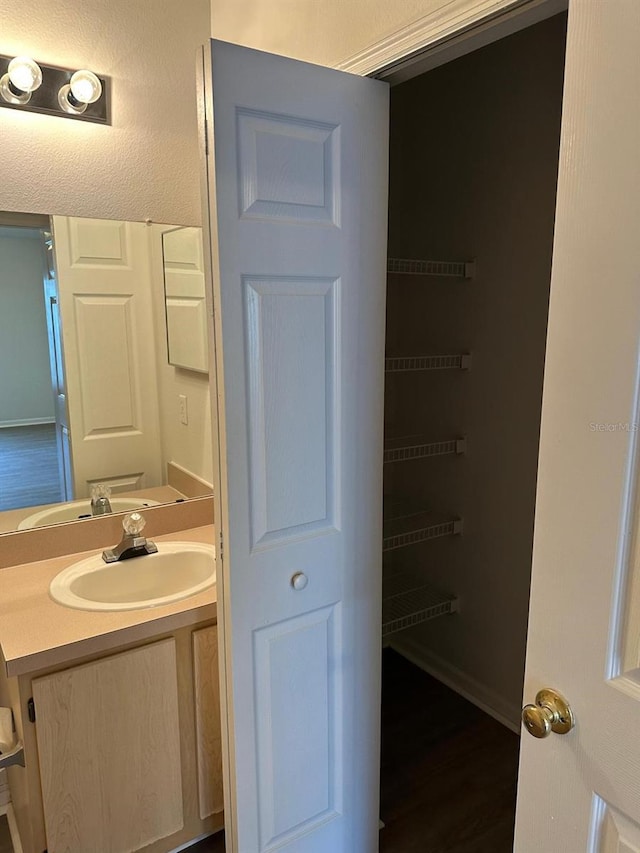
[378,12,568,848]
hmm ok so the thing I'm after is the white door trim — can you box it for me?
[196,44,239,853]
[337,0,566,82]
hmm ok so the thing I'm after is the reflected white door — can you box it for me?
[514,1,640,849]
[203,41,389,852]
[162,226,209,373]
[52,216,162,498]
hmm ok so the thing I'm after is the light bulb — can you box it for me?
[8,56,42,93]
[70,70,102,105]
[0,55,42,105]
[58,69,102,115]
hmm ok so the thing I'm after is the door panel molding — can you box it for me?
[253,604,343,850]
[244,275,340,549]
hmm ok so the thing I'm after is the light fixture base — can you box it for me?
[58,83,88,115]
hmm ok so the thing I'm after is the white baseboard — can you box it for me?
[389,634,522,734]
[0,418,55,429]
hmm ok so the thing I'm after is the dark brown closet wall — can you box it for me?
[384,13,567,725]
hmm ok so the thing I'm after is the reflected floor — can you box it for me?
[0,424,62,511]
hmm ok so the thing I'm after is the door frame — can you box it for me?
[197,44,239,852]
[202,2,576,850]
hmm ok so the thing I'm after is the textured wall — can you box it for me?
[150,225,214,488]
[209,0,532,69]
[210,0,436,66]
[1,0,209,225]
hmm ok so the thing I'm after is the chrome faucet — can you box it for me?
[102,512,158,563]
[91,484,113,516]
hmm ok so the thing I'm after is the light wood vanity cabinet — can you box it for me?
[1,623,224,853]
[193,626,225,819]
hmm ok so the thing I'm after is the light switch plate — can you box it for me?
[179,394,188,425]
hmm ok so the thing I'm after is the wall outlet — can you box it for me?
[178,394,188,425]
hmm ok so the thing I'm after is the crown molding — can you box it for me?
[336,0,542,78]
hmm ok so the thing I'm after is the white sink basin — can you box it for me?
[17,497,162,530]
[49,541,216,611]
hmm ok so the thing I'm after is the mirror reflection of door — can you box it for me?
[0,217,66,512]
[51,215,164,501]
[162,226,209,374]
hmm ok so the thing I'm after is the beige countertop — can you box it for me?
[0,524,216,678]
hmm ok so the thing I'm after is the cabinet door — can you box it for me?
[193,626,224,818]
[32,639,183,853]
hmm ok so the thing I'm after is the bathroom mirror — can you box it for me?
[0,212,213,534]
[162,226,209,373]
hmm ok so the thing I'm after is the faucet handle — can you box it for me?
[122,512,146,536]
[102,511,156,563]
[91,483,111,501]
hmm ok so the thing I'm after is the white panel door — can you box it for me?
[52,217,162,498]
[514,1,640,849]
[203,41,388,852]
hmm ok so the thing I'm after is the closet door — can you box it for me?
[515,0,640,848]
[203,40,389,853]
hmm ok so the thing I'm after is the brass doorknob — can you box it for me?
[521,688,574,738]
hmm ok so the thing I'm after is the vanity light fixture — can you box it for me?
[0,53,109,124]
[0,56,42,105]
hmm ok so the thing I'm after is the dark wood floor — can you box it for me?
[0,423,62,511]
[379,649,519,853]
[0,650,518,853]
